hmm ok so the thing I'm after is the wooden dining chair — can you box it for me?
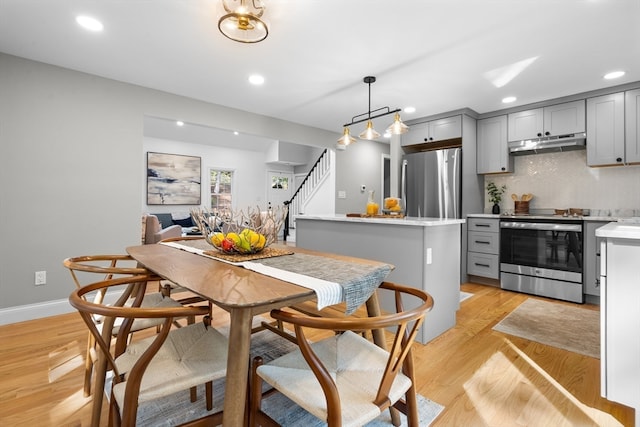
[63,254,187,398]
[69,274,228,427]
[248,281,433,427]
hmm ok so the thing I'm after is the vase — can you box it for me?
[492,204,500,214]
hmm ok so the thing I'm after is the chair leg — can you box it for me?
[190,386,197,403]
[404,385,420,427]
[249,357,264,427]
[84,333,95,397]
[206,381,213,411]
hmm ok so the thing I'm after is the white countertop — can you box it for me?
[295,214,465,227]
[595,221,640,240]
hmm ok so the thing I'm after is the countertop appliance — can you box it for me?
[401,147,461,219]
[500,217,584,303]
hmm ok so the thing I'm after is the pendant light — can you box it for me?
[218,0,268,43]
[339,76,408,146]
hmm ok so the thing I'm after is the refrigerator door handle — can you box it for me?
[401,159,407,213]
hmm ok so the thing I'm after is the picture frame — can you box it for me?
[147,152,201,205]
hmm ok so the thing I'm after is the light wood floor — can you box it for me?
[0,283,633,426]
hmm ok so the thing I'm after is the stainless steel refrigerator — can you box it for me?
[401,147,462,219]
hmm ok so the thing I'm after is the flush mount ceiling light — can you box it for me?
[338,76,408,147]
[218,0,268,43]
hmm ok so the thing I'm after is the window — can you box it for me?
[210,168,233,212]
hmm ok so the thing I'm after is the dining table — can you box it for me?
[126,238,394,426]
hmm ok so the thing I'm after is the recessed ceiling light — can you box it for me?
[403,106,416,114]
[76,15,104,32]
[604,71,625,80]
[233,131,239,135]
[502,96,517,104]
[248,74,265,85]
[176,121,184,127]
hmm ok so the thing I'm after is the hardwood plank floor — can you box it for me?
[0,283,633,426]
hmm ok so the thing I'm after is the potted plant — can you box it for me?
[486,181,506,214]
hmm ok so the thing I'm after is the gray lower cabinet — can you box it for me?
[467,217,500,279]
[584,221,609,297]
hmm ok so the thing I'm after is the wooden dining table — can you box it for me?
[126,240,394,426]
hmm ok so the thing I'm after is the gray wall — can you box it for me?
[334,140,390,214]
[0,53,338,313]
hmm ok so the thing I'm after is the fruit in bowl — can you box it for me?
[209,229,267,254]
[383,197,404,214]
[191,205,287,255]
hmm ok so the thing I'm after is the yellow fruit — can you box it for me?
[390,205,402,212]
[254,234,266,250]
[384,198,398,209]
[226,232,240,245]
[249,231,260,246]
[210,232,225,247]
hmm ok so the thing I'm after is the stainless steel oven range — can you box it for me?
[500,217,584,303]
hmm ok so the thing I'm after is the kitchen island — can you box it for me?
[295,214,465,343]
[596,221,640,426]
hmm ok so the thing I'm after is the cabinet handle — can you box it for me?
[424,138,429,142]
[429,137,434,141]
[474,263,491,268]
[501,167,506,171]
[475,224,491,227]
[475,240,491,244]
[545,131,550,136]
[616,157,623,162]
[537,132,542,137]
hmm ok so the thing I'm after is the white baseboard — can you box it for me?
[0,299,75,326]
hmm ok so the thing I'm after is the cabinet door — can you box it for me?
[401,121,430,147]
[625,88,640,164]
[430,115,462,142]
[508,108,543,141]
[544,100,586,136]
[477,115,512,174]
[587,93,625,166]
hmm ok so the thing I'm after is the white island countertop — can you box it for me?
[295,214,465,227]
[595,221,640,240]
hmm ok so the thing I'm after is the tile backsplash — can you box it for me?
[484,150,640,216]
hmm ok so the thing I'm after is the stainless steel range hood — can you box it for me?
[508,132,586,155]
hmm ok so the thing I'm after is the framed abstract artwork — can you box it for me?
[147,152,201,205]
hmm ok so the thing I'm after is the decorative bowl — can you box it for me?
[382,197,404,215]
[190,205,287,254]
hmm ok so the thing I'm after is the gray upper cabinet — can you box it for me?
[625,88,640,164]
[587,92,625,166]
[508,100,586,141]
[402,115,462,147]
[476,115,513,174]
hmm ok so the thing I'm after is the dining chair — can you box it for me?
[69,274,228,427]
[63,254,188,398]
[248,281,434,427]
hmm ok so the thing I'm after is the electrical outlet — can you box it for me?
[35,271,46,285]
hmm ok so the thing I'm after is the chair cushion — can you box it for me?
[257,331,413,427]
[113,323,228,405]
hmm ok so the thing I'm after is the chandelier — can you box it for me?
[337,76,408,147]
[218,0,268,43]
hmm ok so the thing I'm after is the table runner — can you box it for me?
[161,240,392,314]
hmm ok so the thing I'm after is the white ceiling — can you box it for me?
[2,0,639,146]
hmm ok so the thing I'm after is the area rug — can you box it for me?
[493,298,600,358]
[135,323,444,426]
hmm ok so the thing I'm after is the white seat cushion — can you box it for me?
[257,330,412,427]
[113,323,228,406]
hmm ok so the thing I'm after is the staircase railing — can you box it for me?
[283,149,329,241]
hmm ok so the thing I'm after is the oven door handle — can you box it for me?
[500,221,582,232]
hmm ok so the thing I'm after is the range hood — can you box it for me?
[508,132,586,155]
